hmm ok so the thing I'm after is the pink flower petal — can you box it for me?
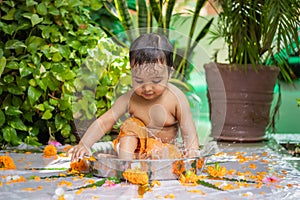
[48,140,62,147]
[103,180,116,187]
[262,175,280,184]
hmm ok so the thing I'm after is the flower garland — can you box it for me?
[0,155,16,170]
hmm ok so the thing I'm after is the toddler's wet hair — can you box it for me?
[129,33,173,70]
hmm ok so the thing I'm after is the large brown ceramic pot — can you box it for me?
[204,62,280,142]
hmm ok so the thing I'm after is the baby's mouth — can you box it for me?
[143,92,154,97]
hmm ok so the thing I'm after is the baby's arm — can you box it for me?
[170,85,199,153]
[69,92,130,161]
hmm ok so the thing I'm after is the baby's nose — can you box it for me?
[143,83,153,91]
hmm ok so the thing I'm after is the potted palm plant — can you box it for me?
[205,0,300,141]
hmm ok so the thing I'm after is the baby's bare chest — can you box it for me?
[129,101,177,128]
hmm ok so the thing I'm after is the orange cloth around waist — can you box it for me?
[112,117,182,159]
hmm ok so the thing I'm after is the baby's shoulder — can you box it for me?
[167,83,187,97]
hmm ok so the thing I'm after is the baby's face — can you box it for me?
[131,63,170,100]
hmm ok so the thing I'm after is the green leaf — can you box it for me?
[28,79,37,87]
[36,78,47,91]
[52,52,63,62]
[12,96,23,107]
[61,124,71,138]
[35,104,45,111]
[90,0,103,10]
[96,86,108,98]
[7,84,24,95]
[37,3,48,15]
[1,8,16,20]
[68,0,82,8]
[2,126,21,145]
[41,72,61,91]
[59,99,71,111]
[19,65,33,77]
[196,179,224,191]
[0,110,5,127]
[8,117,28,131]
[68,177,121,191]
[3,74,14,83]
[137,0,148,35]
[42,109,52,120]
[0,57,6,77]
[68,40,82,50]
[114,0,135,42]
[26,0,38,7]
[28,86,43,106]
[26,36,47,53]
[49,98,58,106]
[23,112,34,122]
[5,40,26,49]
[54,0,68,8]
[43,101,55,111]
[1,95,12,108]
[24,136,42,146]
[48,6,60,15]
[5,106,23,116]
[30,14,43,26]
[2,24,18,35]
[55,114,67,130]
[28,126,39,137]
[6,61,19,69]
[58,44,71,58]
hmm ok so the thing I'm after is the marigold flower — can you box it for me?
[178,169,198,185]
[34,176,41,182]
[187,189,206,195]
[75,188,84,195]
[123,168,149,185]
[248,163,257,169]
[261,152,268,157]
[43,145,57,157]
[172,160,185,176]
[150,180,161,187]
[227,169,236,175]
[164,193,175,198]
[0,155,16,170]
[58,180,72,187]
[69,159,89,173]
[196,158,205,169]
[241,192,253,197]
[207,163,227,177]
[223,183,234,190]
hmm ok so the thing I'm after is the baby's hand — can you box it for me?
[68,143,92,162]
[185,148,199,158]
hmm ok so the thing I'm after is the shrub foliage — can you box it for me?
[0,0,129,147]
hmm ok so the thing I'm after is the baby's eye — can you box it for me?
[135,79,143,84]
[152,80,162,84]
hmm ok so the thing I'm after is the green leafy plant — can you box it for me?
[211,0,300,82]
[89,0,213,80]
[0,0,128,147]
[72,37,130,137]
